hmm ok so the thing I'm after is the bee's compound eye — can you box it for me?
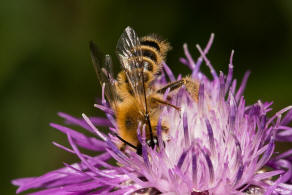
[146,139,151,145]
[137,137,161,155]
[146,136,158,146]
[153,137,158,145]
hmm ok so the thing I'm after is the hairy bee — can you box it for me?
[90,27,199,154]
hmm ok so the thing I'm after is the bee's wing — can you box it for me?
[116,27,146,108]
[89,41,118,108]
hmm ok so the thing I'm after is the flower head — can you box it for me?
[13,33,292,195]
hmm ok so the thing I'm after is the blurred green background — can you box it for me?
[1,0,292,194]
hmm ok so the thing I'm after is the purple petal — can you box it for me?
[235,70,251,101]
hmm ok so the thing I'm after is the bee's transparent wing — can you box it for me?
[116,27,146,108]
[89,41,118,108]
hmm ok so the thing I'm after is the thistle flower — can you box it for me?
[13,34,292,195]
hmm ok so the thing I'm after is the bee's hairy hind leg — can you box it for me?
[113,132,137,151]
[156,79,185,94]
[156,77,199,101]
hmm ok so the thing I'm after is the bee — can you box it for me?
[89,27,199,154]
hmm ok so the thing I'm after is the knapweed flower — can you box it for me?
[13,33,292,195]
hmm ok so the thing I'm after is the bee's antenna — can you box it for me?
[141,68,155,148]
[113,133,137,150]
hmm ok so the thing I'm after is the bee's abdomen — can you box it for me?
[140,35,171,59]
[130,45,161,75]
[141,40,161,52]
[142,48,158,63]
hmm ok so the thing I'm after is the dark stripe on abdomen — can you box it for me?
[142,49,157,63]
[141,40,160,52]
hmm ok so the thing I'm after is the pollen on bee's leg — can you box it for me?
[183,77,200,102]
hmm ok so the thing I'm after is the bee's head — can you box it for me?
[136,136,158,155]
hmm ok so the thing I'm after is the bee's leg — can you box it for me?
[151,96,180,110]
[113,132,137,151]
[156,77,199,101]
[156,79,185,94]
